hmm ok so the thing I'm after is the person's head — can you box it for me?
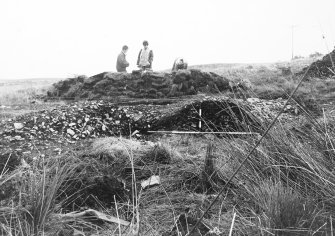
[122,45,128,53]
[143,40,149,49]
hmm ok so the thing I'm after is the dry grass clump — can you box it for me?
[88,137,176,178]
[89,137,152,163]
[245,181,327,235]
[137,142,173,165]
[0,155,86,235]
[209,118,335,235]
[89,137,163,164]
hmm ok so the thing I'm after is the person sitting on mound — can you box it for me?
[172,57,188,72]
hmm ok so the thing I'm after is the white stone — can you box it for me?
[141,175,160,190]
[14,123,24,130]
[67,128,75,136]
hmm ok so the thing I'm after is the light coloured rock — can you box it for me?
[247,97,260,103]
[14,136,24,141]
[14,123,24,130]
[141,175,160,190]
[66,128,75,136]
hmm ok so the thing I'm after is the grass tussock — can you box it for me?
[88,137,175,169]
[210,119,335,235]
[246,181,327,235]
[0,155,86,235]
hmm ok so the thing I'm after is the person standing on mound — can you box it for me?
[116,45,129,72]
[137,40,154,71]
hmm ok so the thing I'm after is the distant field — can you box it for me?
[189,57,335,108]
[189,57,316,74]
[0,78,63,120]
[0,78,61,105]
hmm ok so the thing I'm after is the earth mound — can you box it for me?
[47,69,230,99]
[300,48,335,78]
[1,97,261,146]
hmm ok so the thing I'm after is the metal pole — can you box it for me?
[292,25,294,60]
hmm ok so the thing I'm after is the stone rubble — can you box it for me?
[0,97,299,155]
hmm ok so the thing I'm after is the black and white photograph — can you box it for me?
[1,0,335,235]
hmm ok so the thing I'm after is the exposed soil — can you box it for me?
[300,49,335,78]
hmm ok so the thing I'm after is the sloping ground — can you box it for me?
[46,69,230,99]
[0,97,258,149]
[0,96,301,173]
[300,48,335,78]
[0,97,299,147]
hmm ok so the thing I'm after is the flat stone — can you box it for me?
[67,128,75,136]
[14,123,24,130]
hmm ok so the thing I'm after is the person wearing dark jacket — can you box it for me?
[137,40,154,70]
[116,45,130,72]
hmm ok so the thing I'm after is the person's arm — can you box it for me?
[118,54,129,68]
[172,59,177,71]
[122,54,129,67]
[137,49,142,66]
[149,50,154,64]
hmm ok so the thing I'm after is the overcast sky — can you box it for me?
[1,0,335,80]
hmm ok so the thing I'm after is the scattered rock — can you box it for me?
[13,123,24,130]
[141,175,160,190]
[14,136,24,141]
[66,128,75,136]
[1,98,260,144]
[0,97,300,159]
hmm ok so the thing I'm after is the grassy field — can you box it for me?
[189,58,335,113]
[0,78,59,105]
[0,78,62,120]
[0,60,335,235]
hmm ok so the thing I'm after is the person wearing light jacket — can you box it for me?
[116,45,130,72]
[137,40,154,71]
